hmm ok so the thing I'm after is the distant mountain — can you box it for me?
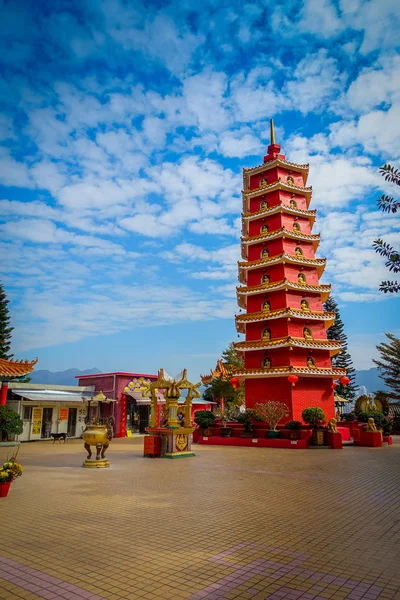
[29,368,102,386]
[354,368,387,393]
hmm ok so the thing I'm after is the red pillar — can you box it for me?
[0,382,8,405]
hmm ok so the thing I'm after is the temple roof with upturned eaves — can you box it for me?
[238,252,326,280]
[233,365,346,379]
[237,280,331,307]
[242,157,309,184]
[242,181,312,207]
[235,307,336,332]
[242,204,316,223]
[241,227,320,248]
[0,357,38,379]
[234,336,341,356]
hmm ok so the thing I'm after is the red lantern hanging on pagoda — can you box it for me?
[229,377,240,389]
[339,376,350,387]
[331,381,338,389]
[287,375,299,387]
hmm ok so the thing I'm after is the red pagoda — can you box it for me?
[234,121,346,423]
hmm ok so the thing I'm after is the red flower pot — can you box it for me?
[0,481,11,498]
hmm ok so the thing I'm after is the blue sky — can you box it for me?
[0,0,399,380]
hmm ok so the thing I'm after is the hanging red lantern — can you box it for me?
[339,376,350,387]
[331,381,338,389]
[287,375,299,387]
[229,377,240,389]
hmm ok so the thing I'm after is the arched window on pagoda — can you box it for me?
[306,356,316,369]
[262,274,270,285]
[287,175,295,185]
[298,272,306,284]
[300,299,310,312]
[261,248,269,259]
[295,247,303,257]
[260,224,269,235]
[263,357,272,368]
[262,328,271,341]
[262,300,271,312]
[303,327,313,340]
[293,222,301,233]
[260,200,268,210]
[289,198,297,209]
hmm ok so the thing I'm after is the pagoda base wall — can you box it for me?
[245,377,335,423]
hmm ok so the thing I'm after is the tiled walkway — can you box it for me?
[1,437,400,600]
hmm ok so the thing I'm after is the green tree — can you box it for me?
[373,333,400,398]
[0,282,14,361]
[0,405,23,441]
[202,342,245,405]
[323,296,357,399]
[373,164,400,293]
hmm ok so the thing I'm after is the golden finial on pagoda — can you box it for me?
[270,118,276,145]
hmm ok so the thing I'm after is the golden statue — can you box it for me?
[262,329,271,341]
[295,247,303,257]
[260,177,268,187]
[300,299,310,312]
[263,357,271,369]
[289,199,297,209]
[260,201,268,210]
[298,273,306,284]
[365,418,378,433]
[262,274,270,285]
[307,357,316,369]
[262,300,271,312]
[287,175,295,185]
[327,418,338,434]
[366,396,377,411]
[261,248,269,259]
[261,224,269,234]
[336,410,341,423]
[303,327,313,340]
[355,394,387,414]
[293,222,301,233]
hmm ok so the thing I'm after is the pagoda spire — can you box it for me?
[265,117,282,162]
[270,118,275,145]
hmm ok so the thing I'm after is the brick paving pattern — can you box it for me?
[1,438,400,600]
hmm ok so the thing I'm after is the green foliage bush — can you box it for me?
[285,420,302,430]
[194,410,216,430]
[302,407,326,429]
[236,409,261,432]
[357,411,387,428]
[0,405,23,441]
[341,412,357,421]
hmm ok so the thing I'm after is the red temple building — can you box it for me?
[234,121,346,423]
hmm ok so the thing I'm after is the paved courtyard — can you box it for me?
[1,437,400,600]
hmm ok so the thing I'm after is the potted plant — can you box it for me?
[0,405,23,463]
[217,403,240,437]
[302,407,326,445]
[254,401,289,438]
[285,420,302,440]
[193,410,216,436]
[0,456,23,498]
[237,409,259,437]
[341,412,357,422]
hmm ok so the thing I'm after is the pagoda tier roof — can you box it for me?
[242,182,312,210]
[237,280,331,307]
[233,366,346,379]
[242,204,316,224]
[241,228,320,259]
[200,359,228,385]
[0,357,38,379]
[238,252,326,282]
[234,336,341,357]
[235,308,336,333]
[243,157,309,185]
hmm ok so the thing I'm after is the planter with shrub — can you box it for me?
[193,410,216,436]
[285,420,302,440]
[302,407,326,446]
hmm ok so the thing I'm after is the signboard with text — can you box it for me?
[59,408,69,421]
